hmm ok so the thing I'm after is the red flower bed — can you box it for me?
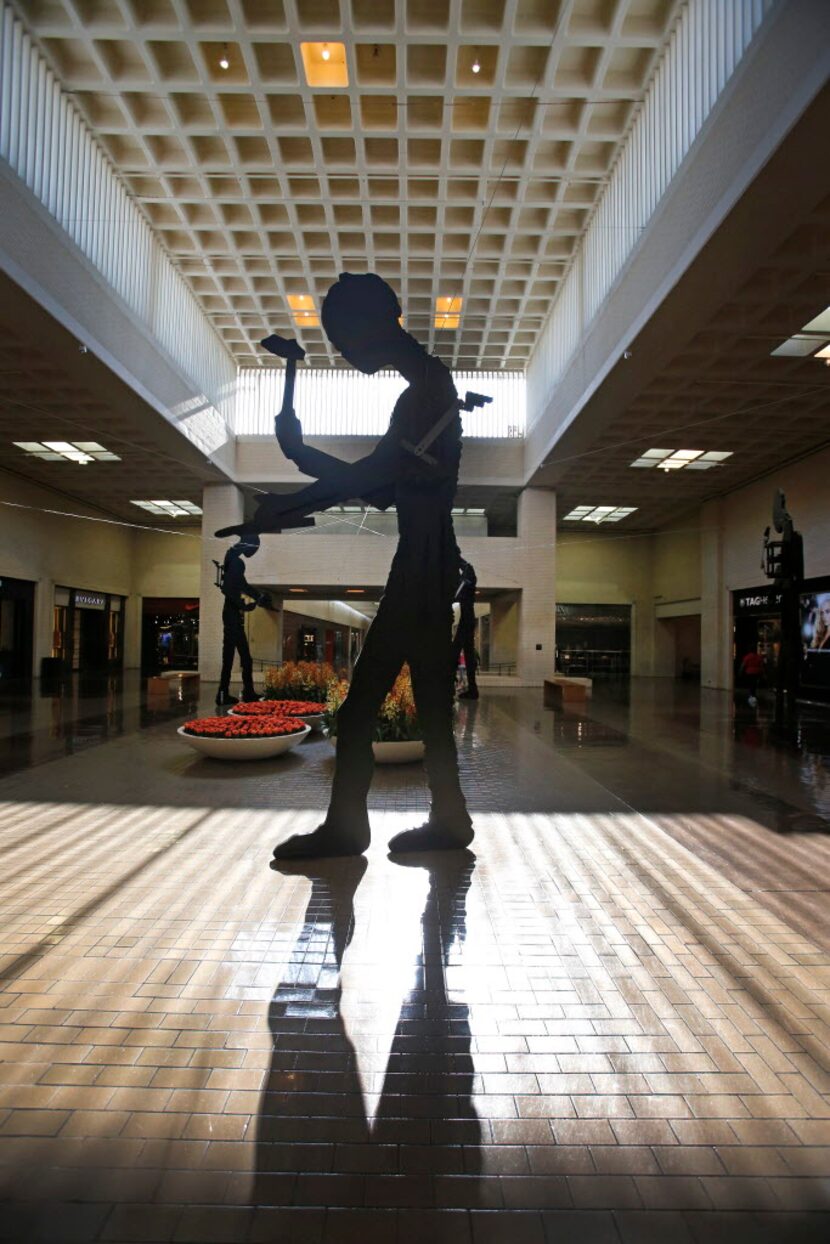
[233,700,325,717]
[183,716,307,738]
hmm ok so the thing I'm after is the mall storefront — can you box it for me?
[51,587,124,674]
[0,575,35,685]
[732,579,830,703]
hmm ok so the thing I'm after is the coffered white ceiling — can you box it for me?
[14,0,681,369]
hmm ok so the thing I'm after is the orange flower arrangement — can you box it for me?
[233,700,325,717]
[263,661,336,704]
[325,666,422,742]
[183,717,306,738]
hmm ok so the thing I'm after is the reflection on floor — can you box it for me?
[0,678,828,1242]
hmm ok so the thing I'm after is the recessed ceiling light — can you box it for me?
[472,52,481,74]
[219,44,229,70]
[287,293,320,328]
[435,295,462,330]
[300,42,348,88]
[288,587,307,593]
[563,506,638,524]
[629,449,732,472]
[13,440,121,464]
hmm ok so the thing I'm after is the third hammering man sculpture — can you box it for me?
[216,273,490,858]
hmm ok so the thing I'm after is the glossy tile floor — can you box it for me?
[0,676,828,1242]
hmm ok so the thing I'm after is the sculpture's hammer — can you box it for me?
[261,333,306,418]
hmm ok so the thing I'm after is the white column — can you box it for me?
[123,595,141,670]
[32,577,54,678]
[516,488,557,685]
[200,484,245,683]
[700,498,728,690]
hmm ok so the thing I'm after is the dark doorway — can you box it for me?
[0,576,35,686]
[78,608,107,672]
[141,598,199,674]
[556,603,631,678]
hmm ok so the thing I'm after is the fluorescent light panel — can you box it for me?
[563,505,638,524]
[630,449,732,471]
[131,500,202,517]
[13,440,121,463]
[771,305,830,357]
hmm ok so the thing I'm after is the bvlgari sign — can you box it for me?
[75,591,106,609]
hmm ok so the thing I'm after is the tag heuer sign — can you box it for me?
[733,588,783,616]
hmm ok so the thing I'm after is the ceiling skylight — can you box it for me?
[563,506,638,524]
[131,500,203,517]
[629,449,732,471]
[14,440,120,463]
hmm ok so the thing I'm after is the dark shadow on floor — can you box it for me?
[251,852,480,1236]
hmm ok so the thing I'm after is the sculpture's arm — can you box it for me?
[249,427,404,533]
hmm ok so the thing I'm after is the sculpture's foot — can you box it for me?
[241,690,260,703]
[272,821,370,861]
[215,523,261,539]
[388,818,474,854]
[215,690,238,706]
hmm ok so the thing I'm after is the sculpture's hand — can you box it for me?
[275,408,304,460]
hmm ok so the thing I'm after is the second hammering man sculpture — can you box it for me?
[214,533,270,707]
[217,273,490,858]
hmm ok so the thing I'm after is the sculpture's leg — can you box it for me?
[388,616,473,854]
[461,630,479,699]
[237,625,257,701]
[272,606,403,860]
[216,608,238,706]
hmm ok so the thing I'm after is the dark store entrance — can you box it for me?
[141,598,199,674]
[732,586,782,695]
[53,587,125,674]
[0,575,35,685]
[555,603,631,678]
[78,608,107,672]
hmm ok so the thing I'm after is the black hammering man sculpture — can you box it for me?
[452,558,479,700]
[214,533,270,706]
[217,273,490,858]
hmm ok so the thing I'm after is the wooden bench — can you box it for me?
[147,670,200,706]
[543,675,592,708]
[159,670,200,687]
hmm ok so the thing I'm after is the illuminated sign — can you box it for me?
[74,591,106,609]
[733,588,783,616]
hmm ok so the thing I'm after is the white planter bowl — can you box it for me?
[177,722,310,760]
[372,739,425,764]
[229,707,326,731]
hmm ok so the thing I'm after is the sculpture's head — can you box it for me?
[236,532,260,558]
[321,273,403,374]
